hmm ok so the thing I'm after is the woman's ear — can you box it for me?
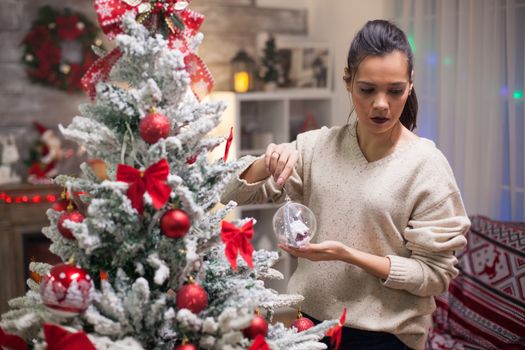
[343,67,352,91]
[409,70,414,94]
[343,67,351,81]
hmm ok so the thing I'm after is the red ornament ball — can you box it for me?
[166,5,175,15]
[176,282,208,314]
[161,209,191,239]
[52,199,70,212]
[292,316,314,332]
[173,344,197,350]
[40,263,93,317]
[242,315,268,340]
[139,111,171,144]
[57,210,85,240]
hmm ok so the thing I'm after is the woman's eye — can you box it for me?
[360,88,374,94]
[389,89,404,95]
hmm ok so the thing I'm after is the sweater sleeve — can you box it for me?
[382,191,470,296]
[220,140,304,206]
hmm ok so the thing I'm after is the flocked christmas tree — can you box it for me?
[0,1,340,349]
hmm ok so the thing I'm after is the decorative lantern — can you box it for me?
[231,49,255,93]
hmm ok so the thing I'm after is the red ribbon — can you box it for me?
[44,324,96,350]
[0,327,27,350]
[116,159,171,214]
[326,307,347,350]
[80,48,123,99]
[183,52,215,101]
[223,127,234,162]
[248,335,270,350]
[84,0,214,100]
[221,220,255,271]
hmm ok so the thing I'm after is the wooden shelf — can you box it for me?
[210,90,333,294]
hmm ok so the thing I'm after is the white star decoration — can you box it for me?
[97,2,114,18]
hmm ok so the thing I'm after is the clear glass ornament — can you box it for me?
[272,189,317,248]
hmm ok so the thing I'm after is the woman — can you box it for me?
[221,20,470,350]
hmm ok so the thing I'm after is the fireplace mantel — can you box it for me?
[0,183,61,314]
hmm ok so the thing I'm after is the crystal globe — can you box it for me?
[272,202,317,248]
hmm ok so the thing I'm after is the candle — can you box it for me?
[234,71,250,93]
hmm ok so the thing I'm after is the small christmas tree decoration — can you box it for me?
[292,310,314,332]
[259,34,280,91]
[40,260,94,317]
[176,276,208,314]
[57,209,85,240]
[139,108,171,144]
[161,208,191,239]
[242,310,268,340]
[174,338,198,350]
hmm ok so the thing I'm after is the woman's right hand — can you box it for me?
[264,143,299,187]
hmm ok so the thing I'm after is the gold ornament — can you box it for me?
[165,17,176,34]
[25,54,34,62]
[48,22,56,29]
[76,21,85,30]
[94,38,103,46]
[60,64,71,74]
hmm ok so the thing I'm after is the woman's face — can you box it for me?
[348,50,413,135]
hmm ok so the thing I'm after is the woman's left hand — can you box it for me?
[279,240,350,262]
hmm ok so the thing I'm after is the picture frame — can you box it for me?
[275,41,333,92]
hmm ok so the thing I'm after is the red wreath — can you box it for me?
[21,6,103,92]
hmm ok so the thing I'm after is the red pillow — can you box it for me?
[431,216,525,349]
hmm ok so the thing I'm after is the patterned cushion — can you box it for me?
[426,215,525,350]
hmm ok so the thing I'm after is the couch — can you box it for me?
[426,215,525,350]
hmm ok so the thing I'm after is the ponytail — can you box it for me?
[400,87,418,131]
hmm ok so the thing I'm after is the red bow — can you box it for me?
[94,0,202,40]
[116,159,171,214]
[0,327,27,350]
[223,127,234,162]
[326,307,347,350]
[44,324,96,350]
[84,0,214,101]
[221,220,255,271]
[249,335,270,350]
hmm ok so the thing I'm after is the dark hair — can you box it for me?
[345,20,418,131]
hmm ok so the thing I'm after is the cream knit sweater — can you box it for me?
[221,124,470,350]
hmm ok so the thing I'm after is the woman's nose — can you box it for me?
[372,93,389,111]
